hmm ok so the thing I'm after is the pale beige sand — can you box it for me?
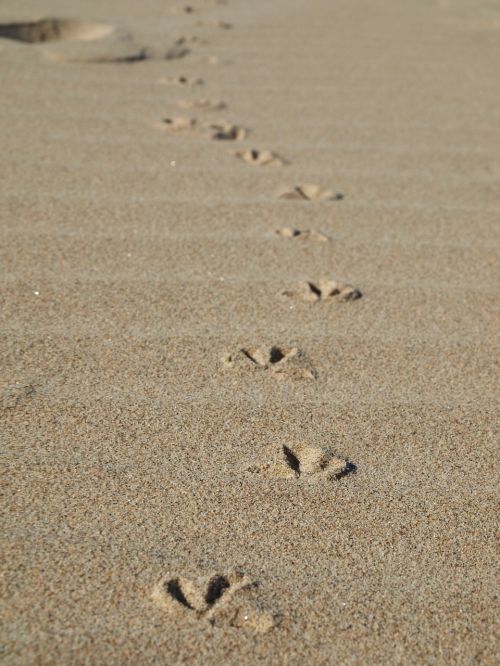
[1,0,499,663]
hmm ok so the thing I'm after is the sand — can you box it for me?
[1,0,499,663]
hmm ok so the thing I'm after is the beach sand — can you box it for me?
[1,0,499,663]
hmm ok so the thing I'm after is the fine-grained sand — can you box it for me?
[1,0,499,663]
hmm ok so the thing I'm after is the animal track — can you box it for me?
[236,149,286,166]
[278,184,344,201]
[159,116,199,132]
[177,98,227,111]
[157,118,248,144]
[209,122,247,141]
[158,120,245,140]
[152,571,276,632]
[0,18,114,43]
[276,227,329,242]
[164,45,191,60]
[25,19,150,64]
[222,346,317,380]
[2,383,36,410]
[248,444,355,482]
[175,35,209,47]
[282,280,362,303]
[159,75,204,86]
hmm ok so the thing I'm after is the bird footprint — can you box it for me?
[276,227,330,242]
[236,149,286,166]
[278,184,343,201]
[222,346,317,380]
[209,122,247,140]
[152,571,277,632]
[177,98,227,111]
[247,444,355,482]
[282,280,362,302]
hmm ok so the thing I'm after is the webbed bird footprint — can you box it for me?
[222,346,317,380]
[278,184,344,201]
[152,571,277,633]
[282,280,362,303]
[209,122,247,141]
[236,149,287,166]
[276,227,329,242]
[247,444,356,482]
[158,116,199,133]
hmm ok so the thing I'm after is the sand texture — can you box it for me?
[1,0,499,663]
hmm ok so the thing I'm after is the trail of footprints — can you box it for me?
[150,5,359,630]
[1,1,360,635]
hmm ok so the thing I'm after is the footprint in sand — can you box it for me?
[177,98,227,111]
[209,122,247,141]
[164,44,191,60]
[282,280,362,303]
[175,35,209,47]
[278,184,344,201]
[158,116,199,133]
[159,75,204,86]
[222,346,317,380]
[247,444,356,482]
[173,3,228,15]
[152,570,277,632]
[235,149,287,166]
[0,18,114,43]
[2,383,36,410]
[0,18,154,64]
[276,227,329,242]
[156,117,247,142]
[170,5,201,15]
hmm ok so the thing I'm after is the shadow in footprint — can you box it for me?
[205,576,231,606]
[166,579,194,609]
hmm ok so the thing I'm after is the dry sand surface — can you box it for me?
[1,0,499,663]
